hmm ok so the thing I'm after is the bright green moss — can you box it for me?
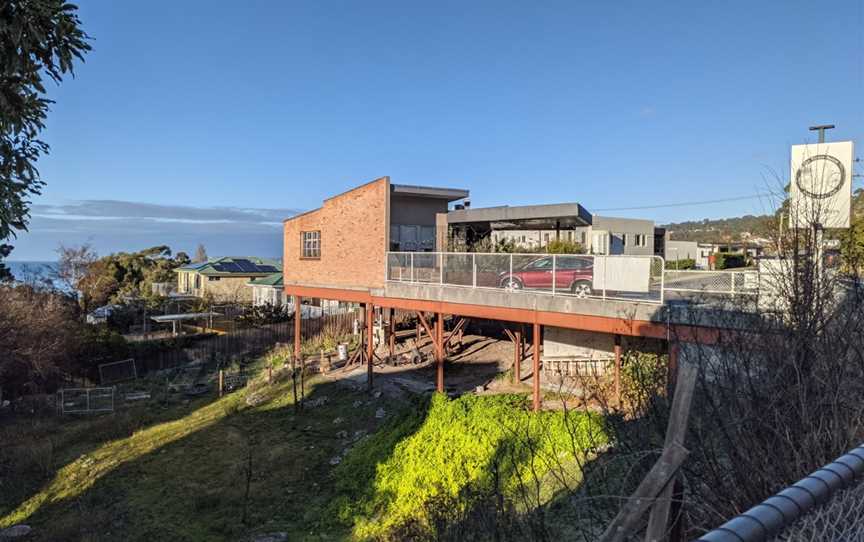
[332,393,608,540]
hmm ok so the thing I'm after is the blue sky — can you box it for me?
[12,0,864,259]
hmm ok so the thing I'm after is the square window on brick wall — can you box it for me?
[301,231,321,259]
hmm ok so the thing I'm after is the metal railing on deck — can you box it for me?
[386,251,666,303]
[663,269,759,297]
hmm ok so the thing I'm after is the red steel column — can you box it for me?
[614,334,622,406]
[388,308,395,362]
[436,313,445,393]
[366,303,374,390]
[513,326,523,385]
[532,322,541,412]
[293,295,302,362]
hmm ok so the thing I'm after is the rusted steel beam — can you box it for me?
[283,284,730,345]
[444,317,467,351]
[416,312,436,355]
[532,322,541,412]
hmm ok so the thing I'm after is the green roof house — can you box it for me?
[175,257,281,303]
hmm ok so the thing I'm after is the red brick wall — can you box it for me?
[283,177,389,290]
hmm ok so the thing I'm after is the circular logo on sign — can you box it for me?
[795,154,846,199]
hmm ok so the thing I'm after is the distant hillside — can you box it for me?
[664,189,864,244]
[662,214,773,243]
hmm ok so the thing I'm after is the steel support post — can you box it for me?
[614,334,622,406]
[366,303,374,391]
[388,308,395,362]
[436,313,445,393]
[532,322,541,412]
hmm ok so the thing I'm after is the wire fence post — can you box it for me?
[410,252,415,283]
[509,254,513,288]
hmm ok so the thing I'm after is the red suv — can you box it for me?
[499,256,594,297]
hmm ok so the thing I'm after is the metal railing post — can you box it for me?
[472,253,477,288]
[509,254,513,289]
[659,257,665,303]
[731,271,736,296]
[552,255,557,296]
[440,253,444,284]
[410,252,415,283]
[86,389,90,412]
[601,256,607,300]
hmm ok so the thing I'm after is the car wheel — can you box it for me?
[571,280,592,298]
[502,276,523,290]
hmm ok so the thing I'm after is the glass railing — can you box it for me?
[386,252,666,303]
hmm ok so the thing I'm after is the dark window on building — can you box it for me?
[302,231,321,259]
[208,276,221,281]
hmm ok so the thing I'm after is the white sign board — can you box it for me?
[592,256,650,293]
[789,141,853,229]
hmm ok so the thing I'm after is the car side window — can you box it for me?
[529,258,552,269]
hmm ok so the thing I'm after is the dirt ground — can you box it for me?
[324,331,540,400]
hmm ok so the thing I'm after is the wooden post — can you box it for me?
[436,313,445,393]
[614,334,622,406]
[218,369,224,398]
[667,340,679,397]
[388,308,396,362]
[366,303,374,391]
[532,322,541,412]
[645,346,695,542]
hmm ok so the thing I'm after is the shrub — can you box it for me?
[665,258,696,270]
[714,252,747,269]
[545,240,586,254]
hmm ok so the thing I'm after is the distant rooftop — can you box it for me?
[176,256,280,276]
[247,272,283,287]
[391,183,469,202]
[447,202,592,230]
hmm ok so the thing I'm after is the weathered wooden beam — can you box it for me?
[644,355,698,542]
[598,442,690,542]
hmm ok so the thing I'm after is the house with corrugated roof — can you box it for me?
[175,256,280,302]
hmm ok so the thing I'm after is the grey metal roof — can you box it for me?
[447,202,592,229]
[391,183,469,201]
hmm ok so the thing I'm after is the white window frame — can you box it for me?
[301,231,321,259]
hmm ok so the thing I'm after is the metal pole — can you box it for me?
[532,322,541,412]
[509,254,513,289]
[436,313,445,393]
[440,252,444,284]
[366,303,374,391]
[472,253,477,288]
[552,254,557,295]
[410,252,415,283]
[614,335,622,407]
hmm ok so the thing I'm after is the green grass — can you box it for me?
[1,369,608,541]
